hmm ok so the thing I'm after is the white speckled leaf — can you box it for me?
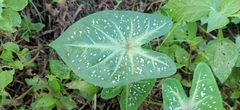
[162,63,223,110]
[50,10,175,87]
[101,79,156,110]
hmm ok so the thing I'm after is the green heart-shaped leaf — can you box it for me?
[50,11,176,87]
[162,63,223,110]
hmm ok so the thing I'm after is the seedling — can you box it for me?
[162,63,223,110]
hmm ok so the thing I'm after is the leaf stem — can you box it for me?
[114,0,122,10]
[198,25,216,39]
[143,99,163,106]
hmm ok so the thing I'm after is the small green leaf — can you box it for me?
[0,70,14,90]
[207,10,229,32]
[1,49,13,61]
[34,93,56,108]
[101,86,124,99]
[8,60,24,70]
[25,76,45,92]
[187,22,197,38]
[224,67,240,88]
[49,60,71,79]
[230,89,240,99]
[205,38,238,83]
[48,78,61,94]
[53,0,61,3]
[59,96,77,109]
[17,48,36,67]
[0,8,21,32]
[173,45,189,66]
[3,0,28,11]
[231,17,240,24]
[65,79,98,101]
[20,15,45,42]
[3,42,20,53]
[50,11,176,88]
[162,63,223,110]
[181,79,191,87]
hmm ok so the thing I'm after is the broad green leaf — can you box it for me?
[163,0,219,22]
[219,0,240,17]
[205,38,238,83]
[3,0,28,11]
[49,60,71,79]
[0,70,14,90]
[163,63,223,110]
[3,42,20,53]
[50,11,176,88]
[34,93,56,108]
[101,79,155,110]
[207,10,229,32]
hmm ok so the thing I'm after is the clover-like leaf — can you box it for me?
[162,63,223,110]
[50,11,176,87]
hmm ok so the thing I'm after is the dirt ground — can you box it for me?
[2,0,240,110]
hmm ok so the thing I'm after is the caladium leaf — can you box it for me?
[162,63,223,110]
[101,79,156,110]
[50,10,176,88]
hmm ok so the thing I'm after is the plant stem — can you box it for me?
[143,99,163,106]
[114,0,122,10]
[198,25,216,39]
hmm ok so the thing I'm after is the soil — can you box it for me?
[1,0,240,110]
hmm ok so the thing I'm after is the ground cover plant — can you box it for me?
[0,0,240,110]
